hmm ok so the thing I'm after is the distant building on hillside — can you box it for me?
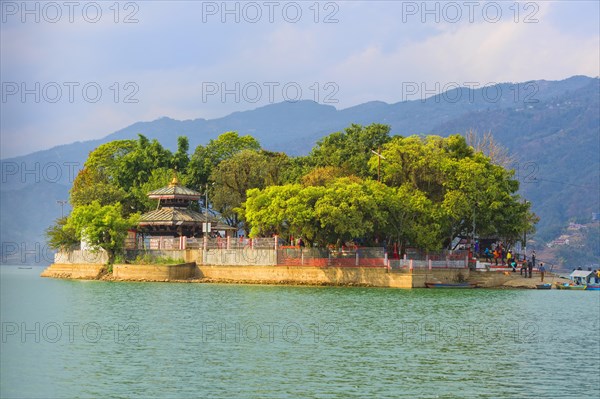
[547,235,571,248]
[567,222,585,231]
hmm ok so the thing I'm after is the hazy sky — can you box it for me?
[1,0,598,158]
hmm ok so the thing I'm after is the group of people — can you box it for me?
[480,242,541,277]
[517,250,538,278]
[482,242,521,267]
[574,267,600,284]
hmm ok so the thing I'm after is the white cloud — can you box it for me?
[1,1,598,158]
[322,4,599,106]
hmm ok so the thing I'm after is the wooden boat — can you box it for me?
[536,283,552,290]
[554,282,587,290]
[585,284,600,291]
[425,282,477,288]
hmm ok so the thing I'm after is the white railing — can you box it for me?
[389,257,468,270]
[130,236,280,250]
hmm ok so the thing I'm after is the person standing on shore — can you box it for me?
[484,247,492,262]
[520,256,527,276]
[539,263,546,282]
[493,248,500,265]
[528,259,533,278]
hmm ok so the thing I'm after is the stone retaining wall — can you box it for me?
[112,263,197,281]
[40,263,105,279]
[54,250,108,264]
[41,256,516,289]
[196,265,469,288]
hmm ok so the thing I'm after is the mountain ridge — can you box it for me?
[1,75,598,264]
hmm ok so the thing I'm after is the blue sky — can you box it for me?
[1,0,599,158]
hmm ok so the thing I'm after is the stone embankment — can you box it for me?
[40,262,564,289]
[500,273,571,288]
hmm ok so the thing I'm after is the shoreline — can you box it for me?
[37,263,572,289]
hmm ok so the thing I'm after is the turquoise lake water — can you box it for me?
[1,265,599,398]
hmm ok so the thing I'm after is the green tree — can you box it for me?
[301,166,356,187]
[210,150,288,232]
[84,139,137,178]
[172,136,190,172]
[378,183,441,252]
[243,184,325,243]
[45,216,79,250]
[70,167,126,208]
[186,132,261,190]
[376,134,535,247]
[65,202,139,264]
[312,178,385,246]
[116,134,173,190]
[308,123,391,178]
[244,178,399,247]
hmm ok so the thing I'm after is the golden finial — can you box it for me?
[168,169,179,187]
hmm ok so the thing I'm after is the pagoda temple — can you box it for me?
[137,176,235,240]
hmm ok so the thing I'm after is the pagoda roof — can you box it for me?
[147,177,202,200]
[138,207,236,230]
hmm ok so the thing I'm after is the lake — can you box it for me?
[1,265,599,398]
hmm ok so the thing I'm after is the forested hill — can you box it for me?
[1,76,598,263]
[432,78,600,242]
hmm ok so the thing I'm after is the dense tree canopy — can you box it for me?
[244,132,535,252]
[242,178,441,250]
[307,123,392,178]
[210,149,290,232]
[70,135,177,216]
[186,132,261,189]
[373,134,534,248]
[48,124,537,259]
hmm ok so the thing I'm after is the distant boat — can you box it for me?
[18,267,32,269]
[536,283,552,290]
[555,270,600,290]
[425,282,477,289]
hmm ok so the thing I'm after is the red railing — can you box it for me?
[276,248,387,267]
